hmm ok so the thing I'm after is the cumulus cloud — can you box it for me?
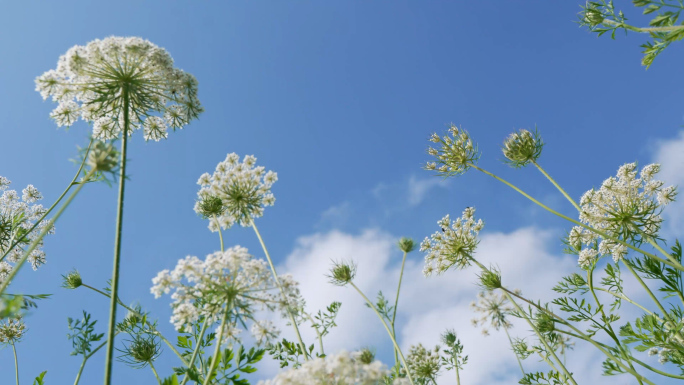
[407,175,449,206]
[652,130,684,235]
[259,226,654,384]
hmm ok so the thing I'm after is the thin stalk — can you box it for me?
[646,237,679,267]
[532,161,581,212]
[469,164,684,272]
[203,300,232,385]
[180,318,210,385]
[0,168,96,296]
[391,250,408,367]
[250,220,309,360]
[74,339,108,385]
[81,283,189,366]
[149,361,163,385]
[535,351,560,374]
[215,215,224,252]
[104,86,130,385]
[622,260,669,319]
[0,139,93,264]
[349,282,415,385]
[587,269,643,385]
[504,327,525,376]
[303,312,325,355]
[455,360,461,385]
[12,342,19,385]
[594,287,654,316]
[502,287,656,385]
[500,290,577,385]
[601,18,684,33]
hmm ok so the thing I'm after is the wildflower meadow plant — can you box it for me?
[2,3,684,385]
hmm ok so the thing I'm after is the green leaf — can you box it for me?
[32,371,47,385]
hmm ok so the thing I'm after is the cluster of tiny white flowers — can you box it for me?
[0,316,26,344]
[420,207,483,277]
[424,124,479,176]
[194,153,277,231]
[0,177,53,282]
[257,350,405,385]
[151,246,299,346]
[406,344,442,382]
[470,290,514,336]
[570,163,676,268]
[35,36,203,141]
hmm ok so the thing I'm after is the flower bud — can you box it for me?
[478,268,502,291]
[328,261,357,286]
[584,8,604,26]
[502,128,543,168]
[61,269,83,289]
[87,141,119,172]
[398,237,416,253]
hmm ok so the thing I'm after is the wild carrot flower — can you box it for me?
[502,128,543,168]
[420,207,483,276]
[425,124,479,177]
[151,246,299,346]
[256,350,400,385]
[470,291,514,336]
[0,316,26,344]
[35,36,203,140]
[571,163,676,266]
[406,344,442,383]
[194,153,277,231]
[0,177,52,279]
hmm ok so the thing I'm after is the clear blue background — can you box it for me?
[0,1,682,384]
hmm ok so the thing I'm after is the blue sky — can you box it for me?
[1,1,683,384]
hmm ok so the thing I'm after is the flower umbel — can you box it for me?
[470,291,514,336]
[35,36,203,139]
[425,124,479,177]
[502,128,544,168]
[420,207,484,276]
[0,316,26,344]
[195,153,277,231]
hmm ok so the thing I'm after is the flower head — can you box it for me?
[421,207,483,276]
[470,291,514,335]
[573,162,676,264]
[425,124,479,177]
[397,237,416,253]
[35,36,202,139]
[502,128,543,168]
[257,350,394,385]
[151,246,297,343]
[194,154,277,231]
[328,260,357,286]
[0,177,52,280]
[406,344,442,383]
[0,316,26,344]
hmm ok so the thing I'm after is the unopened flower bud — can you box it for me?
[502,128,543,168]
[398,237,416,253]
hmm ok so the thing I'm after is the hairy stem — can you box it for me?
[250,220,309,360]
[180,318,210,385]
[349,282,415,385]
[104,86,129,385]
[391,250,408,367]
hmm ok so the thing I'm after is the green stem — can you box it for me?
[104,87,130,385]
[250,220,309,360]
[646,237,679,267]
[0,139,93,264]
[303,312,325,355]
[180,318,210,385]
[501,290,577,385]
[587,268,643,385]
[349,282,415,385]
[80,283,189,366]
[532,161,581,212]
[149,361,163,385]
[12,342,19,385]
[622,260,669,319]
[203,300,232,385]
[602,18,684,33]
[503,288,655,385]
[75,340,108,385]
[391,250,408,367]
[469,164,684,272]
[594,287,654,316]
[0,168,96,296]
[455,359,461,385]
[215,215,224,252]
[535,350,560,374]
[504,327,525,376]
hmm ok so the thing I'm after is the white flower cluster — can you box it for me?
[151,246,300,346]
[420,207,484,277]
[0,316,26,344]
[194,153,277,231]
[406,344,442,382]
[425,124,479,176]
[35,36,202,141]
[570,163,676,269]
[470,290,514,336]
[257,350,408,385]
[0,177,52,282]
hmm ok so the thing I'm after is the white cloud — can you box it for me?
[260,226,655,384]
[318,201,352,227]
[407,175,448,206]
[652,130,684,235]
